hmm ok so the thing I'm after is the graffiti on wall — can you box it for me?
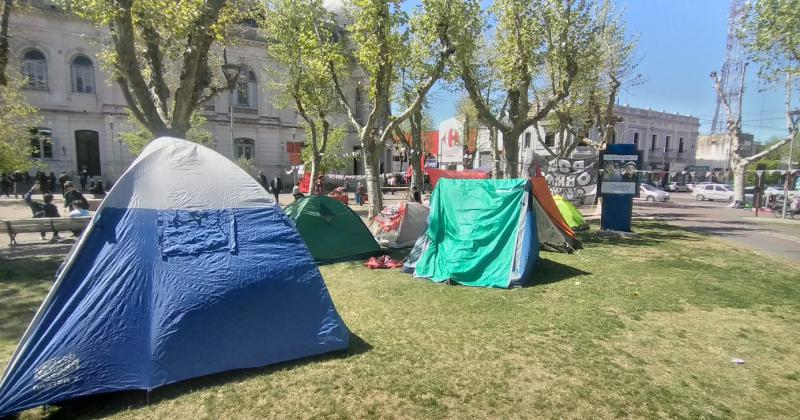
[544,157,599,204]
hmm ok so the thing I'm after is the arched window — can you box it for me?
[234,137,255,160]
[235,69,258,109]
[71,55,95,94]
[21,50,48,90]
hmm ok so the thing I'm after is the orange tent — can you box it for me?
[530,170,582,251]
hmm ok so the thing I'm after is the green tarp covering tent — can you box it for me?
[408,178,539,288]
[553,195,589,231]
[284,195,381,263]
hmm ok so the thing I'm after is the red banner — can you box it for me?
[427,168,491,188]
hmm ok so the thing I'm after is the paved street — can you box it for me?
[630,193,800,264]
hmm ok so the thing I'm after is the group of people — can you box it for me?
[24,181,90,240]
[1,168,94,198]
[257,171,285,204]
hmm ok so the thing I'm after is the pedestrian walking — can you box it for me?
[269,173,283,204]
[411,186,421,204]
[257,171,268,190]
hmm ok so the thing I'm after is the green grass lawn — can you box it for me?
[1,221,799,419]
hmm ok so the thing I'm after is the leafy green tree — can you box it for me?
[120,113,215,155]
[326,0,460,215]
[263,0,345,192]
[299,125,349,174]
[723,0,800,203]
[0,78,40,172]
[441,0,602,178]
[66,0,254,139]
[0,0,12,86]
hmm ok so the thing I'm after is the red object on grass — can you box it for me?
[364,255,404,269]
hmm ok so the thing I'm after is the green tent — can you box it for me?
[553,195,589,231]
[409,178,539,288]
[284,195,381,263]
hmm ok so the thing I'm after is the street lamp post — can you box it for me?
[222,52,243,161]
[781,110,799,218]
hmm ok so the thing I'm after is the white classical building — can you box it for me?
[473,105,700,179]
[8,3,373,185]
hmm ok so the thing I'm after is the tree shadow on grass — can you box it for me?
[44,333,373,419]
[578,221,703,248]
[528,258,591,286]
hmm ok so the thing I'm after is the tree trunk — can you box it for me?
[502,128,521,178]
[0,0,11,87]
[409,108,424,196]
[363,142,383,217]
[490,127,500,179]
[309,154,321,195]
[731,161,746,203]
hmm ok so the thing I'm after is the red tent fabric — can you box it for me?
[427,168,491,188]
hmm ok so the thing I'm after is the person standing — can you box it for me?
[79,167,89,191]
[314,175,324,195]
[48,172,57,194]
[0,174,11,197]
[12,171,24,198]
[355,182,365,206]
[35,171,48,193]
[58,171,71,195]
[269,173,283,204]
[257,171,268,191]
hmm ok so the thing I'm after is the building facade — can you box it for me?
[9,4,373,186]
[473,105,701,180]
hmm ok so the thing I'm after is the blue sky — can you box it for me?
[425,0,790,143]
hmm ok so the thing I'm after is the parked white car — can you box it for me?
[694,183,734,202]
[667,182,689,192]
[639,184,670,202]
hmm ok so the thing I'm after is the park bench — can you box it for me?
[1,217,92,245]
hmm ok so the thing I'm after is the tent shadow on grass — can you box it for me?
[528,258,591,286]
[43,334,373,419]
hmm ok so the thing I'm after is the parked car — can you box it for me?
[639,184,670,202]
[666,182,689,192]
[693,183,734,202]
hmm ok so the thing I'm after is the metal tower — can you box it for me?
[710,0,747,134]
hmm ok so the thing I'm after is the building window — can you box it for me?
[650,134,657,151]
[287,141,304,165]
[70,55,95,94]
[633,132,640,150]
[665,136,671,152]
[544,132,555,147]
[234,137,255,160]
[235,68,258,108]
[678,137,685,153]
[30,127,53,159]
[524,132,531,149]
[21,49,48,90]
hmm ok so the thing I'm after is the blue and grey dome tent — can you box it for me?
[0,137,350,416]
